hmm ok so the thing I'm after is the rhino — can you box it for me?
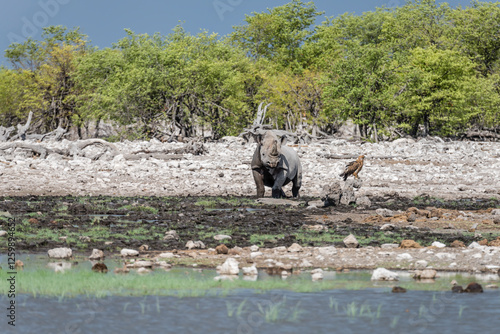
[251,131,302,198]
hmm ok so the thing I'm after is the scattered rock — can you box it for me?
[228,247,242,255]
[380,224,395,231]
[79,236,91,242]
[343,234,359,248]
[287,243,303,252]
[392,286,407,293]
[137,267,151,274]
[397,253,413,261]
[478,239,489,246]
[48,247,73,259]
[488,237,500,247]
[216,258,239,275]
[127,260,154,268]
[215,244,229,254]
[381,243,399,249]
[14,260,23,269]
[340,181,356,205]
[413,269,437,279]
[250,245,259,252]
[91,262,108,273]
[242,265,258,276]
[450,240,465,248]
[321,182,342,206]
[163,230,179,240]
[464,282,483,293]
[214,234,232,241]
[376,208,394,217]
[120,248,139,257]
[138,244,149,252]
[415,260,428,269]
[317,246,337,256]
[399,240,421,249]
[311,268,324,281]
[89,249,105,260]
[371,268,399,281]
[431,241,446,248]
[303,224,329,232]
[28,218,39,224]
[485,284,498,289]
[355,196,371,208]
[250,251,263,259]
[185,240,206,250]
[159,252,175,258]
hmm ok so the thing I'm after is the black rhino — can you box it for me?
[251,131,302,198]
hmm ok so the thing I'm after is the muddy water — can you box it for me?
[2,289,499,333]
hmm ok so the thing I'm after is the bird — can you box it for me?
[339,155,365,181]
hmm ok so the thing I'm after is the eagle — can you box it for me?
[339,155,365,181]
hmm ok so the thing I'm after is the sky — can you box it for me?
[0,0,476,66]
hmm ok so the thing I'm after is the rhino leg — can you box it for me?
[252,169,265,198]
[292,164,302,198]
[271,172,287,198]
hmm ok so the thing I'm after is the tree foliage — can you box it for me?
[1,1,499,140]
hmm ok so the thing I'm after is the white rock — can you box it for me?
[250,245,260,252]
[216,258,239,275]
[0,230,7,237]
[89,249,104,260]
[242,265,258,276]
[413,269,437,279]
[312,272,324,281]
[164,230,179,240]
[250,251,263,259]
[127,260,154,268]
[415,260,428,269]
[343,234,359,248]
[288,243,303,252]
[380,224,395,231]
[468,242,481,249]
[397,253,413,261]
[435,253,456,260]
[376,208,394,217]
[214,234,232,241]
[381,244,399,249]
[185,240,206,249]
[137,267,151,274]
[491,209,500,215]
[431,241,446,248]
[317,246,337,256]
[48,247,73,259]
[158,252,175,258]
[371,268,399,281]
[120,248,139,257]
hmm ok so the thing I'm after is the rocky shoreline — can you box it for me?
[1,136,499,279]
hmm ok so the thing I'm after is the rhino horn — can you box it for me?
[271,141,278,155]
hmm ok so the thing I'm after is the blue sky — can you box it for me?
[1,0,475,66]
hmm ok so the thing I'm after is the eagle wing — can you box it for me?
[339,160,360,179]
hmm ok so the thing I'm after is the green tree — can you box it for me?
[230,0,323,69]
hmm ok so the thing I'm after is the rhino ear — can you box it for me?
[280,135,288,146]
[253,133,263,145]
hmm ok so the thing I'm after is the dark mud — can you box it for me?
[0,195,499,253]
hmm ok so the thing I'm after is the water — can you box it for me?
[1,254,499,333]
[1,289,499,333]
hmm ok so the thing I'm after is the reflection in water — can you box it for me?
[1,289,499,334]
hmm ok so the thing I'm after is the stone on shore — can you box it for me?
[120,248,139,257]
[371,268,399,281]
[48,247,72,259]
[343,234,359,248]
[216,258,239,275]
